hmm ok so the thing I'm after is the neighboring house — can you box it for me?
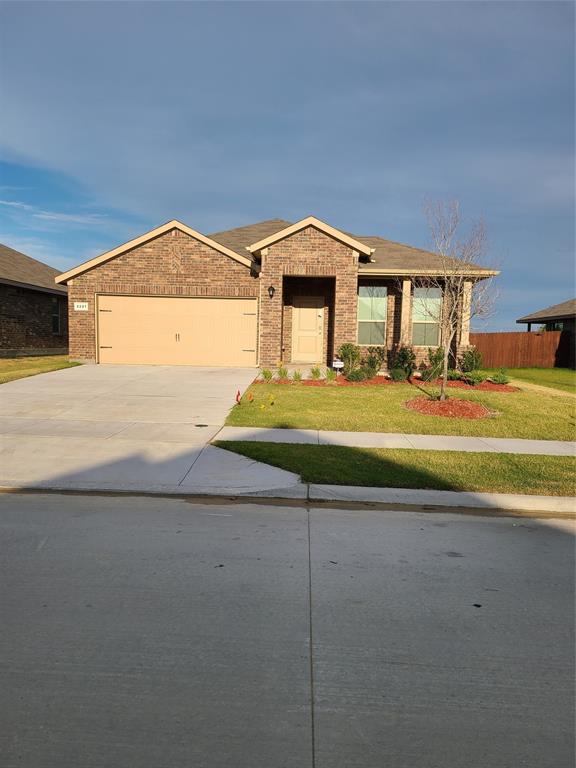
[55,216,496,367]
[0,243,68,357]
[516,299,576,333]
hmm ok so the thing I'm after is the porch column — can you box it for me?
[460,280,472,347]
[399,279,412,345]
[258,260,284,367]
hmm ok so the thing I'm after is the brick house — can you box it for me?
[0,243,68,357]
[55,216,496,368]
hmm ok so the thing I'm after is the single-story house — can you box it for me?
[0,243,68,357]
[55,216,496,368]
[517,299,576,333]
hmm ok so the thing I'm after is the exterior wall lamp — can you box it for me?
[268,285,276,299]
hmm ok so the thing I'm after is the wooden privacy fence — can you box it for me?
[469,330,574,369]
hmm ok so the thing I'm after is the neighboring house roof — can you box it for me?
[0,242,67,295]
[517,298,576,324]
[56,215,498,285]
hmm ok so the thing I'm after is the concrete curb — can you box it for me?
[1,482,573,519]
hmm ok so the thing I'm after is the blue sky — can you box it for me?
[0,1,573,330]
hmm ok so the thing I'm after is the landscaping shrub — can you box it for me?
[392,346,416,378]
[277,365,288,380]
[389,367,408,382]
[346,368,368,382]
[420,367,437,382]
[292,369,303,382]
[365,346,387,366]
[490,368,510,385]
[464,371,487,386]
[363,353,381,379]
[447,369,462,380]
[339,343,361,375]
[325,368,337,383]
[427,347,445,377]
[460,346,483,372]
[310,366,322,380]
[261,368,273,382]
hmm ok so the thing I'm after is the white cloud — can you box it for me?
[0,199,106,227]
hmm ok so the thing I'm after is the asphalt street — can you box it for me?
[0,493,574,768]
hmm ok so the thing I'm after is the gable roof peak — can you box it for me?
[247,215,374,256]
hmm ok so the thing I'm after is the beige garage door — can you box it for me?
[97,295,258,366]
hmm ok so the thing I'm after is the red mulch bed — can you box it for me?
[406,396,493,419]
[254,377,518,391]
[447,380,519,393]
[254,376,395,387]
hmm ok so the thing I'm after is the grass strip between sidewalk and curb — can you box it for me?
[0,356,80,384]
[215,442,576,497]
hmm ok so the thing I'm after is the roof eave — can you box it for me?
[1,277,67,295]
[55,219,253,284]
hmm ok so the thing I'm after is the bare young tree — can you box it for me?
[409,200,498,401]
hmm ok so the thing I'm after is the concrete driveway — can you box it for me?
[0,365,297,493]
[1,493,574,768]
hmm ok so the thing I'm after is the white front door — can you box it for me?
[292,296,324,363]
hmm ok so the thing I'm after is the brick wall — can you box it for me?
[67,229,258,361]
[258,227,359,366]
[0,283,68,355]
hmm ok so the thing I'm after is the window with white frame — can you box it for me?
[357,285,387,345]
[412,287,442,346]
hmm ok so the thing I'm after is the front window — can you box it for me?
[412,287,442,346]
[357,285,387,345]
[51,297,61,335]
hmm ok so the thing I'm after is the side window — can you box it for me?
[357,286,387,345]
[412,287,442,346]
[51,297,61,335]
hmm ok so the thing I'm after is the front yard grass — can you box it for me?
[227,382,575,441]
[0,355,80,384]
[216,442,576,497]
[486,367,576,395]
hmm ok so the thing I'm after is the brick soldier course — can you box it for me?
[56,216,497,368]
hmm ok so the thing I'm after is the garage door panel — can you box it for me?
[97,296,257,366]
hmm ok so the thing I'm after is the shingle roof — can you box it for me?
[0,243,67,294]
[209,219,292,257]
[209,219,494,274]
[517,298,576,324]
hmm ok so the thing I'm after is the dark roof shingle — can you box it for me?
[0,243,67,294]
[517,298,576,324]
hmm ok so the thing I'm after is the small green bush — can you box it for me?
[460,346,483,373]
[490,368,510,385]
[277,365,288,380]
[420,367,437,382]
[464,371,487,386]
[389,367,408,382]
[346,368,367,382]
[310,366,322,380]
[261,368,273,382]
[447,369,462,381]
[363,353,381,379]
[393,346,416,377]
[339,343,361,375]
[292,369,302,382]
[427,347,445,377]
[365,346,387,365]
[325,368,337,383]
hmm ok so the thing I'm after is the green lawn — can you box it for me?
[487,367,576,394]
[0,355,80,384]
[216,442,576,497]
[228,382,576,441]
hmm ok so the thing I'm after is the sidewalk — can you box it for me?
[215,426,576,456]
